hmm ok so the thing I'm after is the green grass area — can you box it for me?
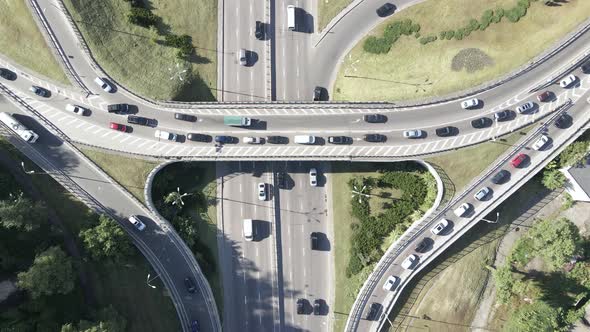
[0,0,68,84]
[62,0,217,101]
[426,127,530,192]
[318,0,352,32]
[387,178,545,331]
[78,148,159,203]
[330,162,437,332]
[0,140,179,331]
[334,0,590,101]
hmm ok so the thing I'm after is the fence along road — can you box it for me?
[347,98,590,332]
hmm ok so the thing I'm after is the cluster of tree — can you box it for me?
[365,0,541,51]
[60,306,126,332]
[347,167,429,276]
[541,134,590,190]
[123,0,195,60]
[492,217,590,331]
[79,214,134,263]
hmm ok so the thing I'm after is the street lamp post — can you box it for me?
[20,161,49,175]
[481,211,500,224]
[146,273,159,289]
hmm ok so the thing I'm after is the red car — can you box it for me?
[109,122,127,132]
[537,91,552,102]
[511,153,528,168]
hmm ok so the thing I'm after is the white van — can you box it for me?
[294,135,315,144]
[287,5,296,31]
[243,219,254,241]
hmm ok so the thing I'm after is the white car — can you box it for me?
[154,130,178,142]
[431,219,449,235]
[382,275,400,291]
[238,48,247,66]
[401,254,418,270]
[128,215,146,231]
[516,101,534,114]
[403,129,423,139]
[559,74,577,88]
[94,77,112,92]
[65,104,85,116]
[244,136,262,144]
[474,187,490,201]
[309,168,318,187]
[453,203,472,217]
[532,135,549,151]
[461,98,479,109]
[257,183,266,201]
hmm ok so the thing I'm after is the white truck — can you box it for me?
[154,130,178,142]
[0,112,39,143]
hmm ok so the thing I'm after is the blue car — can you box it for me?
[215,135,234,144]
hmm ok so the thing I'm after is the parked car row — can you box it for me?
[296,298,324,315]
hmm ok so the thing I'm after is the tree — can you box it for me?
[61,305,126,332]
[527,218,581,269]
[492,264,516,304]
[171,216,197,248]
[542,169,566,190]
[17,246,75,298]
[503,300,561,332]
[79,215,133,262]
[0,192,47,231]
[559,141,589,167]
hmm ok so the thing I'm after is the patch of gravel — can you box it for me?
[451,48,495,73]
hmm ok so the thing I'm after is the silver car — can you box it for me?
[403,129,423,139]
[474,187,490,201]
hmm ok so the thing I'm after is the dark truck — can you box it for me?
[107,103,130,114]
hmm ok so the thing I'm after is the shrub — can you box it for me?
[414,32,420,38]
[455,29,464,40]
[439,31,446,39]
[419,35,437,44]
[363,36,391,54]
[400,19,413,35]
[445,30,454,40]
[496,7,505,18]
[491,14,502,24]
[518,0,531,8]
[127,7,158,28]
[468,18,480,31]
[479,20,490,31]
[411,23,421,33]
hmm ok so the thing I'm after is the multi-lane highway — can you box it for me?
[2,1,590,332]
[217,161,334,331]
[0,95,220,332]
[347,97,590,331]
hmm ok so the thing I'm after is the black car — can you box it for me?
[215,135,235,144]
[364,134,387,142]
[107,103,130,114]
[415,238,431,253]
[187,133,212,142]
[582,60,590,74]
[435,126,455,137]
[313,299,321,315]
[255,20,265,40]
[184,277,196,293]
[376,3,395,17]
[494,110,510,122]
[491,169,510,184]
[366,302,381,321]
[364,114,387,123]
[296,299,305,314]
[276,172,286,189]
[313,86,327,101]
[127,115,156,127]
[174,113,197,122]
[310,232,319,250]
[328,136,352,144]
[554,114,571,129]
[267,135,288,144]
[0,68,16,80]
[29,85,49,97]
[471,117,492,129]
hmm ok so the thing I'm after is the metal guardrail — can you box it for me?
[0,83,220,332]
[345,100,573,331]
[26,0,89,94]
[143,161,222,332]
[530,51,590,93]
[49,0,590,110]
